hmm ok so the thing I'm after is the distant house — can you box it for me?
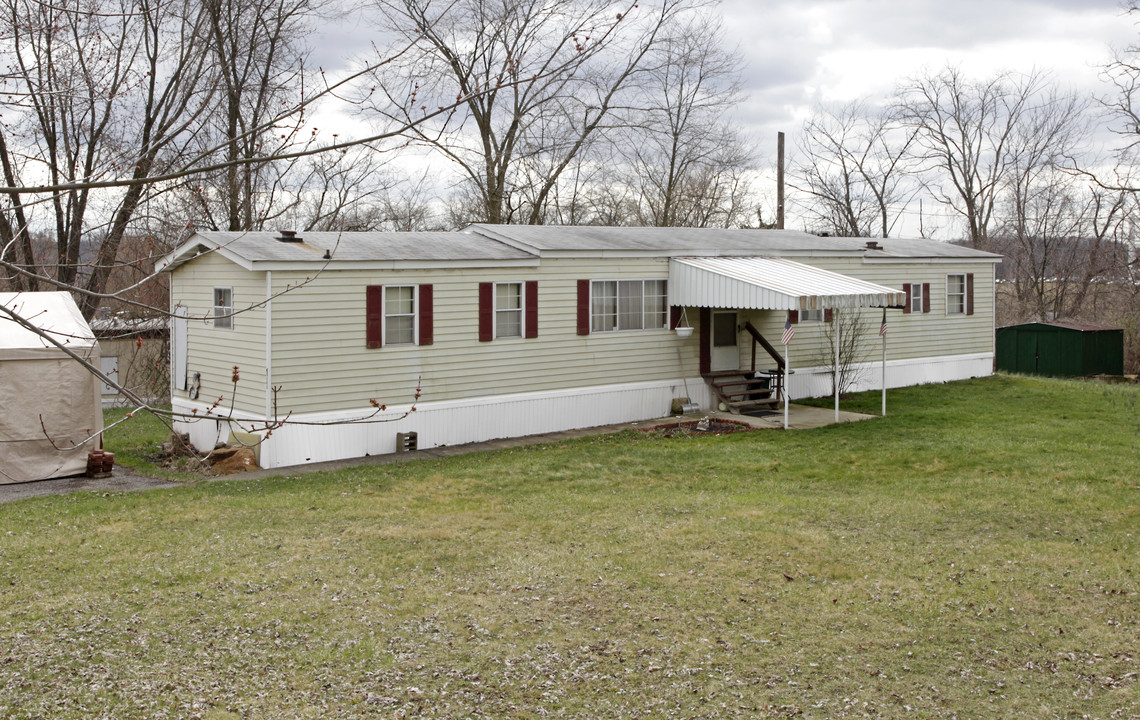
[0,292,103,483]
[161,226,1001,469]
[89,315,169,408]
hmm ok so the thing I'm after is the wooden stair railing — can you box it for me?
[699,323,789,414]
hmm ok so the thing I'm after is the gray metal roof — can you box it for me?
[89,316,168,337]
[163,227,1001,271]
[185,231,536,264]
[669,257,906,310]
[469,225,1001,260]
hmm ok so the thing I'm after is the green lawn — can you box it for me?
[2,375,1138,718]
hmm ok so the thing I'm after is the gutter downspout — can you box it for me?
[265,271,273,423]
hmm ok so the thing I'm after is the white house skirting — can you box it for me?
[173,377,715,469]
[784,352,993,399]
[171,352,990,469]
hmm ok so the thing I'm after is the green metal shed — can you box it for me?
[995,322,1124,377]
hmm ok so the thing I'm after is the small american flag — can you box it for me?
[782,315,795,345]
[879,309,888,337]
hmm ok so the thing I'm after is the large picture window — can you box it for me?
[590,280,667,332]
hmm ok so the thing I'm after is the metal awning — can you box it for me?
[668,257,905,310]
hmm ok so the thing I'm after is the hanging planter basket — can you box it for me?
[674,325,694,339]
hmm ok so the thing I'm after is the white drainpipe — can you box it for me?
[265,271,273,422]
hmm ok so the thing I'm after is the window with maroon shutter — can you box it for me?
[479,282,493,341]
[922,283,931,313]
[965,274,974,315]
[788,310,799,323]
[418,284,433,345]
[366,285,383,348]
[525,281,538,338]
[576,279,590,335]
[903,283,912,314]
[946,274,967,315]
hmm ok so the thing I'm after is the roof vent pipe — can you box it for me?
[865,240,881,250]
[275,230,302,243]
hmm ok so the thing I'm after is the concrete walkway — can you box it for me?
[0,404,875,503]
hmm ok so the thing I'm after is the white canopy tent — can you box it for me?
[668,258,904,426]
[0,292,103,483]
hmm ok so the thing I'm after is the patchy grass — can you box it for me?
[2,375,1138,718]
[101,406,176,475]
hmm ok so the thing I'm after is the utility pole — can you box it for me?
[776,131,785,230]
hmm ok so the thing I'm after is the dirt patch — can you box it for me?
[641,418,754,438]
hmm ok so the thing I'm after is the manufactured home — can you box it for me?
[161,226,1000,468]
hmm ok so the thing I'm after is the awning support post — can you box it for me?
[881,309,887,417]
[834,308,840,423]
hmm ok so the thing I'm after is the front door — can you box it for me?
[711,310,739,371]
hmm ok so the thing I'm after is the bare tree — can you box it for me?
[995,172,1132,322]
[895,67,1082,250]
[820,310,872,397]
[792,101,917,238]
[189,0,320,232]
[617,13,755,228]
[363,0,707,225]
[2,0,216,315]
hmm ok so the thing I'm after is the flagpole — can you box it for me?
[781,310,793,430]
[784,343,790,430]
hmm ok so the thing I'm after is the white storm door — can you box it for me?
[711,310,739,371]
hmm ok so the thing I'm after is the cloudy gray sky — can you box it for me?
[721,0,1133,144]
[311,0,1137,234]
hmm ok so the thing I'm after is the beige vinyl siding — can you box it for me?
[171,250,995,417]
[171,252,266,412]
[267,258,703,415]
[736,256,995,370]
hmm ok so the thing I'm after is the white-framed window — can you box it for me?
[800,308,824,322]
[213,287,233,329]
[495,282,523,338]
[909,282,924,313]
[946,274,966,315]
[384,285,416,345]
[591,279,667,333]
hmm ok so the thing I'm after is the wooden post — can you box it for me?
[777,132,785,230]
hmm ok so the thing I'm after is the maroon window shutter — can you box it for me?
[965,274,974,315]
[479,282,493,342]
[366,285,383,348]
[525,281,538,338]
[418,284,433,345]
[788,310,799,324]
[902,284,912,314]
[699,308,711,375]
[576,279,590,336]
[824,308,834,323]
[670,305,682,330]
[922,283,931,313]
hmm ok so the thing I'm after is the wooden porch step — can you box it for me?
[704,370,780,414]
[726,397,780,411]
